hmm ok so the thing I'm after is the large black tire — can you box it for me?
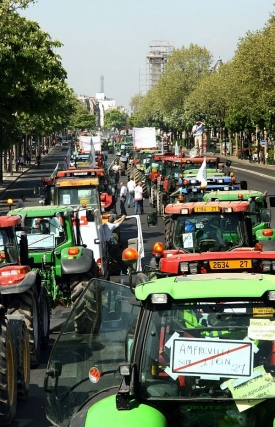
[164,216,174,249]
[74,281,102,335]
[150,183,157,208]
[11,319,30,401]
[39,287,50,349]
[7,288,41,369]
[70,263,98,306]
[0,316,17,426]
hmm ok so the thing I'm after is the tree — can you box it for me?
[129,93,144,113]
[104,109,127,132]
[72,102,96,131]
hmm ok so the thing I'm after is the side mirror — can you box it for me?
[147,212,158,227]
[86,210,95,222]
[261,208,271,224]
[270,197,275,208]
[240,180,247,190]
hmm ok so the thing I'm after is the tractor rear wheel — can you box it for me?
[12,319,30,401]
[7,288,41,368]
[0,316,17,426]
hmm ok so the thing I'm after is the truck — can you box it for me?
[44,266,275,426]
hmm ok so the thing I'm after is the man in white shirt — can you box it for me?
[134,181,144,215]
[103,214,127,243]
[127,177,136,208]
[193,121,205,156]
[112,162,121,183]
[119,182,127,215]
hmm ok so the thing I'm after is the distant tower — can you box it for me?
[100,74,104,93]
[146,40,173,90]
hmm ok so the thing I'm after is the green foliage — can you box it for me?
[72,102,96,131]
[104,109,127,131]
[131,11,275,142]
[0,3,77,148]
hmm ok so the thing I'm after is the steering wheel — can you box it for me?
[199,239,219,252]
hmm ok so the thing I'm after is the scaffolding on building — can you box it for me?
[146,40,173,91]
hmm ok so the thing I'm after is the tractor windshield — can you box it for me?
[0,229,17,264]
[139,297,275,425]
[45,279,135,427]
[173,213,243,252]
[57,187,99,207]
[21,216,65,250]
[184,160,219,170]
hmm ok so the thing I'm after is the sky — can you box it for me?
[22,0,275,111]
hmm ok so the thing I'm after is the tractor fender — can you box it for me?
[70,395,168,427]
[61,248,94,275]
[0,270,40,295]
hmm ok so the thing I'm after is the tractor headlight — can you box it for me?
[262,261,271,272]
[180,262,189,272]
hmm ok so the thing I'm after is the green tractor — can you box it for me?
[203,190,275,245]
[45,255,275,427]
[8,206,98,316]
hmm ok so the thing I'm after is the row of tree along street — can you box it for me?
[129,10,275,161]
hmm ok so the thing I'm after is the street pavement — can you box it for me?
[0,148,55,205]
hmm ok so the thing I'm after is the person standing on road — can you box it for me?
[134,181,144,215]
[16,194,26,208]
[193,121,205,157]
[112,162,121,183]
[119,182,127,216]
[127,177,136,208]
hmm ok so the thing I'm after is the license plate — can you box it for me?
[253,307,275,317]
[209,260,252,269]
[194,206,220,212]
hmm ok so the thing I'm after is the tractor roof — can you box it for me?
[8,205,73,217]
[135,272,275,301]
[56,169,105,178]
[203,190,265,201]
[0,215,21,227]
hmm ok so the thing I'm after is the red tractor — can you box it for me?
[146,199,272,277]
[0,215,47,369]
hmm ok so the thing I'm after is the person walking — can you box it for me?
[134,181,144,215]
[16,194,26,208]
[119,182,127,216]
[193,120,205,157]
[112,162,121,183]
[127,177,136,208]
[19,155,25,171]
